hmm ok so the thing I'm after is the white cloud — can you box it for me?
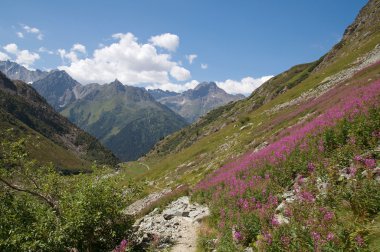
[57,43,87,63]
[0,51,10,61]
[22,25,43,40]
[3,43,40,68]
[59,32,191,86]
[201,63,208,69]
[72,43,86,54]
[216,76,273,95]
[38,47,54,54]
[146,80,199,93]
[149,33,179,51]
[184,80,199,89]
[16,32,24,38]
[186,54,197,64]
[170,65,191,81]
[4,43,18,54]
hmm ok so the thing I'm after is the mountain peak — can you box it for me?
[0,60,49,83]
[32,70,81,110]
[194,81,218,90]
[156,81,244,122]
[109,79,124,86]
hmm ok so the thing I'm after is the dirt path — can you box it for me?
[170,217,199,252]
[133,196,209,251]
[138,162,150,170]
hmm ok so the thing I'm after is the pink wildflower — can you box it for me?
[323,211,334,221]
[300,191,315,203]
[281,235,291,246]
[308,162,316,173]
[327,232,335,241]
[271,216,280,227]
[355,235,364,247]
[263,231,272,245]
[364,158,376,169]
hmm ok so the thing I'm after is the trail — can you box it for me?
[138,162,150,170]
[170,217,199,252]
[133,196,209,251]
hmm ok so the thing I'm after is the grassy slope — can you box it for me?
[0,111,92,170]
[0,76,118,170]
[123,1,380,193]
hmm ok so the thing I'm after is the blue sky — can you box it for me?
[0,0,367,94]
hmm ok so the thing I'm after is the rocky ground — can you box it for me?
[133,196,209,251]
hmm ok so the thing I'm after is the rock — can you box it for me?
[274,214,289,225]
[275,202,286,213]
[133,196,210,250]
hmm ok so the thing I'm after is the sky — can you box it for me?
[0,0,367,95]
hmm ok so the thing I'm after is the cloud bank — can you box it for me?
[2,43,40,68]
[59,32,191,85]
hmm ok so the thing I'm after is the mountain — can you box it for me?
[136,0,380,193]
[127,1,380,249]
[0,60,49,83]
[0,71,118,170]
[154,82,245,122]
[147,89,179,100]
[60,80,188,161]
[32,70,81,110]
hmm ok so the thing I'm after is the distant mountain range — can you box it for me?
[0,71,118,170]
[0,61,245,160]
[149,82,244,122]
[60,79,188,161]
[0,60,48,83]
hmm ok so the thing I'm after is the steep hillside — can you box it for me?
[147,60,322,158]
[122,1,380,249]
[131,0,380,190]
[0,60,48,83]
[61,80,188,161]
[0,71,118,169]
[155,82,244,122]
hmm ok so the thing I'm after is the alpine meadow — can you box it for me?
[1,0,380,251]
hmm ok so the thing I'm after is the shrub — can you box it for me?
[0,135,134,251]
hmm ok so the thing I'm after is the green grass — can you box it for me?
[120,162,150,177]
[0,119,92,171]
[368,214,380,251]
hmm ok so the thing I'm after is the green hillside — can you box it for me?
[0,72,118,170]
[61,80,188,161]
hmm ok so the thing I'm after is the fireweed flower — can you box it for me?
[355,235,364,247]
[327,232,335,241]
[354,155,364,162]
[281,236,291,246]
[233,230,243,242]
[308,162,316,173]
[364,158,376,169]
[271,216,280,227]
[300,191,315,203]
[348,167,357,176]
[323,211,334,221]
[263,231,273,245]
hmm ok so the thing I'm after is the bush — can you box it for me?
[0,134,134,251]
